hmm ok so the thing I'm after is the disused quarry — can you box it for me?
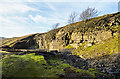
[1,12,120,78]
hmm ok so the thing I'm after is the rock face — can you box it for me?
[2,12,120,50]
[34,12,119,50]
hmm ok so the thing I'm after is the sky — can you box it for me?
[0,0,119,38]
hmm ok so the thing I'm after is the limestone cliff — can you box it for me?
[34,12,120,50]
[2,12,120,50]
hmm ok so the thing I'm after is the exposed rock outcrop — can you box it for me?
[2,12,120,51]
[34,12,119,50]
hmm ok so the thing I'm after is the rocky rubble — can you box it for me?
[87,54,120,78]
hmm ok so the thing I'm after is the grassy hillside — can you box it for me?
[73,34,119,59]
[1,33,38,48]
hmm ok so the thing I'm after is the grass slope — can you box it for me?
[73,35,119,59]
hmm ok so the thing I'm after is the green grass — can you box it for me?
[2,53,106,78]
[111,25,120,32]
[0,51,10,54]
[73,35,119,59]
[2,38,20,47]
[3,53,59,77]
[65,45,75,49]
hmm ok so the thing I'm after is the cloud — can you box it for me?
[46,2,57,11]
[1,0,119,2]
[0,16,28,26]
[0,16,28,37]
[0,16,47,37]
[0,2,42,15]
[29,15,47,23]
[0,15,51,37]
[15,0,120,2]
[29,14,66,24]
[0,16,28,31]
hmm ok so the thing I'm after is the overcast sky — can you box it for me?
[0,0,119,38]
